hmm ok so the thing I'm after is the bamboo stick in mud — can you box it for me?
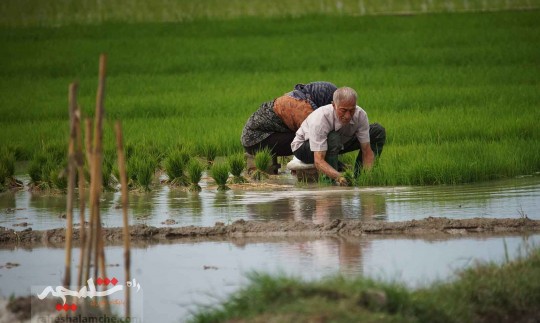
[76,104,86,288]
[63,82,78,289]
[115,121,131,318]
[89,54,105,281]
[93,53,111,315]
[83,118,93,284]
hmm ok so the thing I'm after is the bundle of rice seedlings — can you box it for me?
[201,143,218,168]
[50,166,68,192]
[187,158,204,192]
[164,150,190,186]
[102,153,117,191]
[28,151,62,191]
[0,149,17,191]
[211,161,230,191]
[0,162,8,192]
[342,169,357,187]
[228,153,247,184]
[251,148,272,181]
[128,156,156,192]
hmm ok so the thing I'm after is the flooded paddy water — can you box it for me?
[1,175,539,230]
[1,174,540,322]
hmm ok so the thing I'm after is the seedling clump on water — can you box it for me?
[164,150,190,186]
[201,143,218,168]
[187,158,204,192]
[0,149,22,191]
[102,151,117,191]
[228,153,247,184]
[211,161,230,191]
[251,148,272,181]
[128,156,157,192]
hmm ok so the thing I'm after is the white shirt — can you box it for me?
[291,104,370,152]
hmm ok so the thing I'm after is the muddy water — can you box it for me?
[1,176,539,231]
[0,234,538,322]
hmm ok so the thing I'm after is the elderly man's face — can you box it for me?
[332,99,356,125]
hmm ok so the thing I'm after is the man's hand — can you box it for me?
[336,176,349,186]
[314,151,341,181]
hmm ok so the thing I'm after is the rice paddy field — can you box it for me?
[0,0,539,186]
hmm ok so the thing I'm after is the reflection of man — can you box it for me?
[291,87,386,185]
[360,193,387,219]
[338,237,364,275]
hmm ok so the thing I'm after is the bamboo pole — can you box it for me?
[76,105,86,288]
[83,118,93,284]
[92,53,111,315]
[63,82,78,289]
[115,121,131,318]
[88,53,105,281]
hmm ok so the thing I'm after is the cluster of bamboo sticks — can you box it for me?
[62,54,131,318]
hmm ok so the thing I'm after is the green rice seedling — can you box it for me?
[126,156,138,186]
[49,166,67,192]
[0,164,8,192]
[0,150,15,178]
[2,11,540,187]
[28,154,47,185]
[102,151,116,191]
[102,158,115,191]
[251,148,272,181]
[211,162,230,191]
[27,150,63,191]
[112,163,120,184]
[201,143,218,168]
[164,150,190,186]
[342,169,357,187]
[127,155,157,192]
[317,173,333,187]
[0,149,16,191]
[135,157,156,192]
[227,153,247,184]
[339,152,357,171]
[187,158,204,192]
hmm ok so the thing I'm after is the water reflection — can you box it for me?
[165,188,203,220]
[0,191,16,209]
[29,192,65,213]
[359,193,387,220]
[1,176,539,231]
[246,190,388,223]
[187,192,203,217]
[2,234,538,322]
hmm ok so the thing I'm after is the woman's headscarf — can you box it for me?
[287,81,338,109]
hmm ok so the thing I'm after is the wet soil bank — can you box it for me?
[1,217,539,247]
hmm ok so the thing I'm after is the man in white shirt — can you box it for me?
[291,87,384,186]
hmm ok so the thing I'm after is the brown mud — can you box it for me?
[1,217,539,248]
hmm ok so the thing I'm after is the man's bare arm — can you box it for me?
[313,151,347,185]
[360,142,375,170]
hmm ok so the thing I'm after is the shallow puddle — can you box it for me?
[0,175,539,231]
[0,234,538,322]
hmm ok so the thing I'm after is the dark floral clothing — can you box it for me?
[241,100,289,148]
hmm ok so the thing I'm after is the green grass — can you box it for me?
[1,9,539,186]
[191,247,540,322]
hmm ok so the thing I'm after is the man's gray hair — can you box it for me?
[333,87,357,106]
